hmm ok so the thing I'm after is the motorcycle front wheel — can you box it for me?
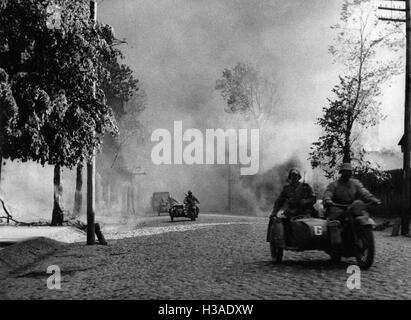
[355,226,375,270]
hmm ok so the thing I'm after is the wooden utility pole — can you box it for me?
[0,150,2,186]
[227,164,232,213]
[379,0,410,235]
[404,0,411,235]
[87,0,97,245]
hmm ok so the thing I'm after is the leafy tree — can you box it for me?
[215,62,277,129]
[309,0,403,179]
[215,62,277,206]
[0,0,137,223]
[72,48,141,218]
[0,69,19,183]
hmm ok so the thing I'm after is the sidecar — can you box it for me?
[169,204,197,222]
[269,216,332,263]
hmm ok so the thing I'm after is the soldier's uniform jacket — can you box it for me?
[184,195,199,205]
[273,182,316,213]
[323,178,378,205]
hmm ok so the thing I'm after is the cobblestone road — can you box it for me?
[1,214,410,299]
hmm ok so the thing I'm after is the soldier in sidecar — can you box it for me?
[268,163,380,270]
[266,168,317,245]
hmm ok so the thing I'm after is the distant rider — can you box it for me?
[184,191,200,206]
[184,191,200,216]
[323,163,381,220]
[266,168,316,243]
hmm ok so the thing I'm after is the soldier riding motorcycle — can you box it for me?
[184,190,200,219]
[322,162,381,268]
[267,163,380,270]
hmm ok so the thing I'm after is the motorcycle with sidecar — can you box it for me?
[169,202,199,222]
[268,201,376,269]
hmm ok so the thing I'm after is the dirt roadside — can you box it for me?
[0,237,64,279]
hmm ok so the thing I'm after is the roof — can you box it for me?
[397,134,411,145]
[398,135,404,146]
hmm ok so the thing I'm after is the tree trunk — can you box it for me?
[51,164,64,226]
[130,185,135,215]
[343,133,351,163]
[106,183,111,208]
[343,151,351,163]
[72,163,83,218]
[122,187,127,215]
[127,186,131,215]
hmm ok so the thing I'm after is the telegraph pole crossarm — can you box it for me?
[379,17,406,22]
[378,7,406,12]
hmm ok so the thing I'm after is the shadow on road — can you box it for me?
[163,219,196,224]
[243,258,352,273]
[279,259,352,270]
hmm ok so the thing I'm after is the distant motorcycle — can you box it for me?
[169,202,198,222]
[185,202,199,220]
[268,201,376,269]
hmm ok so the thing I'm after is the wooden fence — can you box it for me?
[360,169,403,217]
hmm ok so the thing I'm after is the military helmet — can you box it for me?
[339,162,353,173]
[288,168,302,180]
[188,190,192,195]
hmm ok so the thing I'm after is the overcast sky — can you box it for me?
[98,0,405,170]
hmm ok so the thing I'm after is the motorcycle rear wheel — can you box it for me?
[355,226,375,270]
